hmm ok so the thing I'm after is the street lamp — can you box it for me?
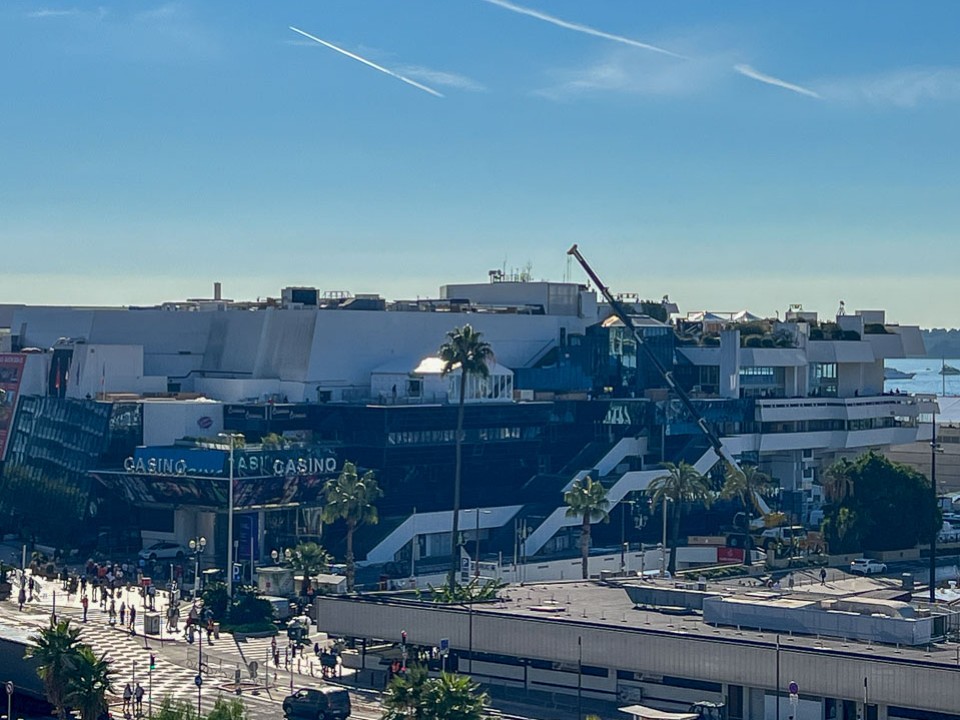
[472,509,492,579]
[619,497,636,573]
[218,432,244,598]
[188,537,207,600]
[930,408,943,604]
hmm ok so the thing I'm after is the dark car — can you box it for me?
[282,687,351,720]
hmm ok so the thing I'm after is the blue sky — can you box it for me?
[1,1,958,326]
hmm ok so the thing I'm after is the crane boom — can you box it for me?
[566,244,741,472]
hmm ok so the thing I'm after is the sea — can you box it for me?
[884,358,960,422]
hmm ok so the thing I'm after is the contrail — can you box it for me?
[734,64,821,99]
[289,26,444,98]
[480,0,686,60]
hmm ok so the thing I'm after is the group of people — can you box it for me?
[183,601,217,643]
[121,682,145,716]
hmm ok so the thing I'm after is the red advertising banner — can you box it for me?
[0,353,26,460]
[717,546,745,564]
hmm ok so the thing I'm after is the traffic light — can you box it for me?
[149,654,156,670]
[400,630,407,646]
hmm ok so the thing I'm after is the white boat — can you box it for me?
[884,368,916,380]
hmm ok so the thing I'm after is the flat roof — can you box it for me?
[470,579,960,667]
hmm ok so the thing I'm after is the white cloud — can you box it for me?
[480,0,685,59]
[396,66,487,93]
[734,64,821,99]
[535,48,729,101]
[27,6,106,19]
[817,67,960,108]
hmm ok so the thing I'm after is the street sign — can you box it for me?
[439,638,449,656]
[194,675,202,688]
[232,563,242,583]
[5,681,13,695]
[788,681,799,695]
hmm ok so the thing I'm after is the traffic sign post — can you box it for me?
[788,681,799,716]
[439,638,449,673]
[6,680,13,720]
[195,674,202,716]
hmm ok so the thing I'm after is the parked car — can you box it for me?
[849,558,887,575]
[138,541,188,562]
[282,687,351,720]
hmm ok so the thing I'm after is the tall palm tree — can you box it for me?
[721,464,776,566]
[439,324,494,590]
[66,646,114,720]
[563,476,610,579]
[648,462,713,575]
[322,461,382,592]
[288,541,332,596]
[26,618,83,720]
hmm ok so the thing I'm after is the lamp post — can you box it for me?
[930,408,942,604]
[660,496,670,577]
[188,537,207,600]
[218,432,243,598]
[473,509,491,579]
[619,497,636,573]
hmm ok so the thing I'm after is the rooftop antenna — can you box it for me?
[837,300,846,316]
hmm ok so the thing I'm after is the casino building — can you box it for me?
[0,275,932,578]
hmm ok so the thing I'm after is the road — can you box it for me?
[0,567,545,720]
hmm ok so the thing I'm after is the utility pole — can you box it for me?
[930,408,939,604]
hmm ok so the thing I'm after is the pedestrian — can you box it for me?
[788,574,795,591]
[122,683,133,714]
[81,576,87,594]
[820,567,827,585]
[120,602,126,626]
[129,604,137,633]
[18,586,26,611]
[81,594,89,622]
[28,576,34,601]
[205,616,213,643]
[109,598,117,625]
[135,683,144,714]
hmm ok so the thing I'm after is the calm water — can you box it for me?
[884,358,960,397]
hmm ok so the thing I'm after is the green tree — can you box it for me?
[206,697,248,720]
[648,462,713,575]
[820,451,938,553]
[720,464,777,566]
[323,461,382,592]
[287,541,332,595]
[439,324,494,590]
[25,618,83,720]
[563,476,610,579]
[381,666,487,720]
[154,697,199,720]
[66,646,114,720]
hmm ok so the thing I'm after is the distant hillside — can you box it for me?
[923,329,960,358]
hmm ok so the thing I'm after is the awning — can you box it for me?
[90,471,330,510]
[619,705,699,720]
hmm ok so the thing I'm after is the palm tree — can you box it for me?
[720,464,777,566]
[66,646,114,720]
[382,666,487,720]
[439,324,494,590]
[25,618,83,720]
[322,461,382,592]
[821,458,855,504]
[381,664,430,720]
[648,462,713,575]
[422,672,488,720]
[287,541,332,596]
[563,476,610,579]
